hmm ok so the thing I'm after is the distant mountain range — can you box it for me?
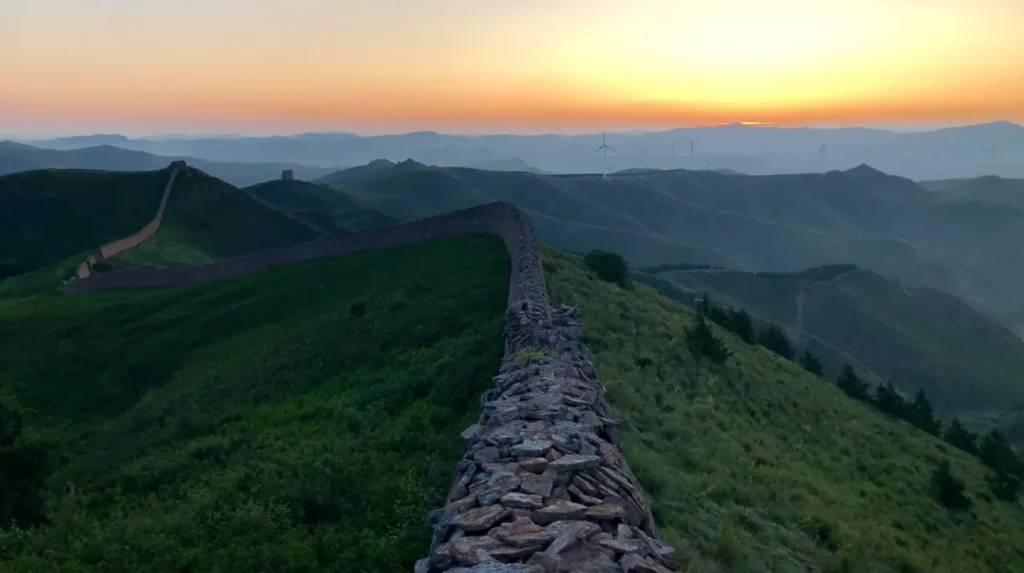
[311,159,1024,335]
[14,121,1024,180]
[0,141,334,187]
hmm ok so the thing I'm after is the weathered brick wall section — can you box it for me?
[59,192,678,573]
[73,161,186,279]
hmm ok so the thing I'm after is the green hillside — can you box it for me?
[317,161,1024,321]
[0,168,171,278]
[111,168,323,268]
[544,249,1024,573]
[647,265,1024,432]
[0,234,509,572]
[243,179,395,235]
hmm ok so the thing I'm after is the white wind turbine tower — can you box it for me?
[596,132,615,179]
[817,143,827,170]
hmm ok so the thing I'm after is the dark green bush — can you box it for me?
[583,250,629,286]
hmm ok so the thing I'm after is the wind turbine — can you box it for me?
[596,132,615,179]
[690,141,695,157]
[817,143,827,170]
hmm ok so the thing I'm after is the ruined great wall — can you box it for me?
[63,162,679,573]
[73,160,186,279]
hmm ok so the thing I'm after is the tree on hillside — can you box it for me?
[930,459,971,511]
[583,250,630,287]
[873,380,907,418]
[684,314,732,367]
[0,401,51,530]
[943,418,979,455]
[987,469,1022,503]
[697,293,730,326]
[798,349,824,378]
[907,389,942,437]
[757,325,795,361]
[727,308,756,344]
[978,430,1022,477]
[836,363,869,402]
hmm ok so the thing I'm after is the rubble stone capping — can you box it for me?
[58,197,677,572]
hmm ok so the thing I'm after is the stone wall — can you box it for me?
[59,201,678,573]
[73,162,184,279]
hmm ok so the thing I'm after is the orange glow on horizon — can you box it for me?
[3,0,1024,133]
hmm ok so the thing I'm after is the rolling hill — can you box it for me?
[315,161,1024,325]
[0,168,172,278]
[0,165,324,278]
[644,264,1024,433]
[0,140,335,187]
[921,175,1024,210]
[243,179,395,235]
[107,168,324,268]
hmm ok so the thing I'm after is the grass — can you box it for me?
[0,234,509,572]
[543,248,1024,573]
[111,168,322,268]
[243,179,396,236]
[0,168,170,275]
[650,266,1024,428]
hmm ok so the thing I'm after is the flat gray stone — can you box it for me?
[512,439,553,457]
[586,503,626,520]
[500,492,544,509]
[452,505,510,532]
[532,500,587,525]
[549,454,602,472]
[545,520,600,555]
[517,457,549,473]
[449,536,502,566]
[490,518,556,549]
[473,446,501,464]
[520,470,555,498]
[461,424,483,445]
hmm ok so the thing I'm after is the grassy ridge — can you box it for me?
[111,168,323,268]
[0,234,509,572]
[543,249,1024,573]
[243,179,396,236]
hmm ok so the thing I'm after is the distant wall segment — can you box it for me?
[60,199,678,573]
[73,161,185,280]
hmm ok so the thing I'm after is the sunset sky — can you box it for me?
[3,0,1024,135]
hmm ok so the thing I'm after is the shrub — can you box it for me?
[583,250,629,286]
[931,460,971,511]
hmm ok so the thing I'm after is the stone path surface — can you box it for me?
[60,164,679,572]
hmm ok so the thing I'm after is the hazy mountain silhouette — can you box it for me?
[21,121,1024,179]
[0,141,334,186]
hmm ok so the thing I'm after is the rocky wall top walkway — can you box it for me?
[59,169,678,572]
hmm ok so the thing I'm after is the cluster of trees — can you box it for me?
[695,292,1023,507]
